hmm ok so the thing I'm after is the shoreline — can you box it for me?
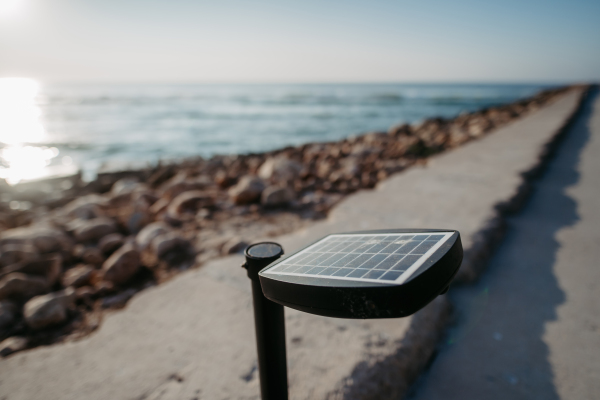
[0,85,574,355]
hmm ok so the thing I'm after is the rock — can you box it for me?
[214,170,236,188]
[261,186,295,207]
[166,191,215,222]
[98,233,125,254]
[0,243,39,266]
[23,288,75,330]
[62,265,95,288]
[0,337,28,357]
[136,222,170,249]
[364,131,389,145]
[75,286,95,300]
[73,217,118,243]
[329,157,362,183]
[123,208,151,235]
[0,273,48,300]
[30,228,67,253]
[0,301,17,328]
[101,288,137,309]
[132,189,158,207]
[75,286,96,299]
[258,156,303,182]
[0,226,65,253]
[340,156,362,176]
[149,198,169,215]
[81,247,104,265]
[160,173,212,201]
[94,281,115,296]
[62,194,108,220]
[351,144,380,158]
[2,255,63,286]
[72,244,86,259]
[388,123,412,137]
[151,232,189,258]
[110,177,140,196]
[221,237,248,255]
[102,243,141,285]
[228,176,265,205]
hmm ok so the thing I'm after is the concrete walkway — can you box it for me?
[408,88,600,400]
[0,89,585,400]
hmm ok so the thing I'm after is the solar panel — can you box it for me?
[262,232,453,284]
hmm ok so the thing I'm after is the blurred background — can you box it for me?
[1,0,598,184]
[1,1,600,399]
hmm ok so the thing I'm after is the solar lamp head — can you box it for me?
[257,229,463,319]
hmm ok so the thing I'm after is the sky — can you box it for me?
[0,0,599,83]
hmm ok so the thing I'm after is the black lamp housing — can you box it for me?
[258,229,463,319]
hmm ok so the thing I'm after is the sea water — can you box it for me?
[0,82,557,183]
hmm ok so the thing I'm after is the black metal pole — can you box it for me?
[244,242,288,400]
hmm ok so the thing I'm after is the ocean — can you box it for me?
[0,81,558,183]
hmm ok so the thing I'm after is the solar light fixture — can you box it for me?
[243,229,463,400]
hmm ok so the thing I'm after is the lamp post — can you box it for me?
[244,230,462,400]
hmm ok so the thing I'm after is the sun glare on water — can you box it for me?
[0,77,63,185]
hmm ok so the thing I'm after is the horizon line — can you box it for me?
[0,77,586,86]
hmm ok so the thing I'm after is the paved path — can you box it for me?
[409,88,600,400]
[0,89,585,400]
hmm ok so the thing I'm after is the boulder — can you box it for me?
[0,336,28,357]
[110,177,140,197]
[122,208,152,235]
[101,288,137,309]
[388,123,412,137]
[1,255,63,286]
[166,191,215,222]
[62,194,108,220]
[160,173,212,201]
[149,198,169,215]
[73,218,117,243]
[0,226,65,253]
[151,232,189,258]
[23,288,75,330]
[0,243,39,266]
[132,189,158,207]
[75,286,95,300]
[214,170,236,188]
[62,265,95,288]
[98,233,125,254]
[30,228,66,253]
[112,176,153,197]
[94,281,115,296]
[102,243,141,285]
[258,156,303,182]
[228,176,265,205]
[136,222,170,250]
[0,273,48,300]
[261,186,295,207]
[363,131,389,144]
[0,301,17,328]
[81,247,104,265]
[350,144,380,158]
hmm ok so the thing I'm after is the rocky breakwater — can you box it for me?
[0,86,571,356]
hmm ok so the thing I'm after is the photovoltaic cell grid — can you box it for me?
[263,232,453,284]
